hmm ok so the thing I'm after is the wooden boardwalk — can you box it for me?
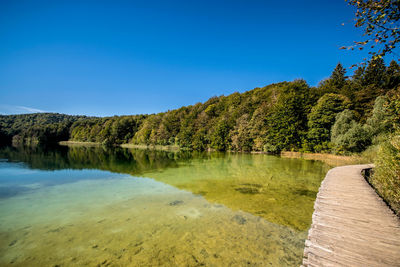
[302,164,400,267]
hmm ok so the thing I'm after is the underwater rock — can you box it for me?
[47,227,64,233]
[240,183,263,188]
[232,215,247,225]
[294,188,316,197]
[176,208,201,219]
[169,200,184,206]
[234,183,263,194]
[234,187,260,194]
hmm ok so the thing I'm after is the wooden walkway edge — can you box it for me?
[302,164,400,267]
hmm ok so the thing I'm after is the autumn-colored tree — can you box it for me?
[344,0,400,61]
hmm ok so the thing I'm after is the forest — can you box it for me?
[66,59,398,155]
[0,113,87,146]
[0,58,399,154]
[1,58,399,213]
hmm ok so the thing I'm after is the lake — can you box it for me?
[0,145,329,266]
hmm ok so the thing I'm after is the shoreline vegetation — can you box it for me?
[280,151,369,167]
[120,143,180,151]
[59,141,181,151]
[1,59,399,215]
[59,140,102,147]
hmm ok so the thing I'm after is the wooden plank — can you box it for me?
[302,164,400,267]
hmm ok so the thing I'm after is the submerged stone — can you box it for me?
[235,187,260,194]
[232,215,247,225]
[169,200,184,206]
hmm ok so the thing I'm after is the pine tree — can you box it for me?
[385,60,400,89]
[353,66,364,81]
[331,63,347,89]
[363,58,386,87]
[318,63,348,94]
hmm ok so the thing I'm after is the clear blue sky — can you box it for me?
[0,0,382,116]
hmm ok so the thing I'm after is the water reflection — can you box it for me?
[0,145,328,231]
[0,145,330,266]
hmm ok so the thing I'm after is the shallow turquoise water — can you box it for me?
[0,146,328,266]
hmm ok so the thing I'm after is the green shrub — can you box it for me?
[371,133,400,215]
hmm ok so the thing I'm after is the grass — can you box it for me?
[280,151,369,167]
[59,141,101,146]
[120,143,180,151]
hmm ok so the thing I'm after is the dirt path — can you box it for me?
[302,164,400,267]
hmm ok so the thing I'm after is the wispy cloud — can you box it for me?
[15,106,46,113]
[0,105,47,115]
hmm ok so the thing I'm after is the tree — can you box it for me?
[385,60,400,89]
[307,93,351,152]
[331,63,347,89]
[335,123,371,153]
[248,103,269,151]
[318,63,348,94]
[344,0,400,61]
[265,80,313,152]
[352,66,365,84]
[332,109,357,141]
[331,109,371,153]
[386,88,400,128]
[363,57,386,86]
[176,127,193,149]
[365,96,393,136]
[192,129,208,151]
[352,58,387,118]
[210,119,231,151]
[229,114,253,151]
